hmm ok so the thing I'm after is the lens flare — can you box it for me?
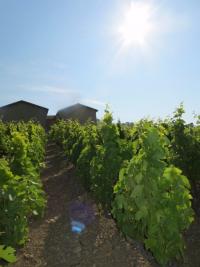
[71,220,85,234]
[118,1,155,48]
[69,201,95,234]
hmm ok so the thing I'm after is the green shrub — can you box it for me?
[112,126,194,265]
[89,110,122,207]
[76,123,98,190]
[0,121,46,247]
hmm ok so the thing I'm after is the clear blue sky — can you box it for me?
[0,0,199,122]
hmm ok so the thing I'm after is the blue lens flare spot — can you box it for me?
[71,220,85,234]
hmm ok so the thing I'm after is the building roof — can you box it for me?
[0,100,49,111]
[57,103,98,116]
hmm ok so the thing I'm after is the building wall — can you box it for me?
[46,116,56,130]
[0,102,48,126]
[57,107,96,123]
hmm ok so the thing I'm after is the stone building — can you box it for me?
[0,100,48,126]
[56,103,97,123]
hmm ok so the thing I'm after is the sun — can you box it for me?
[118,1,155,49]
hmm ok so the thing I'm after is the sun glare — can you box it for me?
[118,1,155,49]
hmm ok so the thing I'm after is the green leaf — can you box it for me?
[33,210,39,216]
[135,173,143,184]
[8,194,13,201]
[135,206,148,220]
[115,194,125,209]
[0,245,17,263]
[131,185,143,198]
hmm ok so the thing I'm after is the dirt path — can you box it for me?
[12,143,200,267]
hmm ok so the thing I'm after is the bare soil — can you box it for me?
[12,143,200,267]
